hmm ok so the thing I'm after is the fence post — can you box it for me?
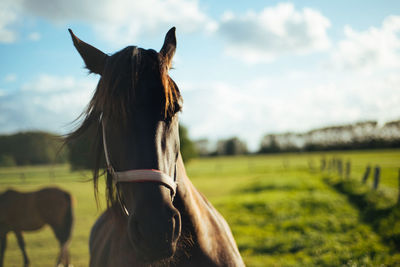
[332,158,337,172]
[373,165,380,190]
[362,165,371,184]
[326,158,331,173]
[320,158,326,172]
[308,159,314,172]
[338,159,343,179]
[345,160,351,179]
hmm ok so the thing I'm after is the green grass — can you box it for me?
[1,149,399,266]
[324,175,400,252]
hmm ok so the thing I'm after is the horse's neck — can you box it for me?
[175,154,244,266]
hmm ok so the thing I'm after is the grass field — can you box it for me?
[1,149,400,266]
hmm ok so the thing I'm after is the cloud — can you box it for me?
[331,15,400,71]
[21,74,81,93]
[215,3,331,63]
[4,73,17,83]
[180,68,400,151]
[8,0,215,45]
[180,81,270,150]
[0,2,18,43]
[27,32,40,41]
[0,74,97,133]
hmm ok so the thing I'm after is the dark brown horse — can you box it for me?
[67,27,244,266]
[0,187,73,267]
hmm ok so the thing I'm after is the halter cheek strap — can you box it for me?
[101,121,177,199]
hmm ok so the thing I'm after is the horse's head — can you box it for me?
[69,28,182,262]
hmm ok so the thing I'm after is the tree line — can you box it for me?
[258,120,400,153]
[1,120,399,168]
[195,120,400,156]
[0,132,68,166]
[0,125,197,169]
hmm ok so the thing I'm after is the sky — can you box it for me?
[0,0,400,151]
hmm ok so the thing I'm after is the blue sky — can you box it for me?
[1,1,400,150]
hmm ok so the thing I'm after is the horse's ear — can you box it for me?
[160,27,176,69]
[68,29,108,75]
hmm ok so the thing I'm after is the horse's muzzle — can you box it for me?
[127,206,181,262]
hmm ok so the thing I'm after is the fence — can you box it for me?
[0,165,91,185]
[314,156,400,204]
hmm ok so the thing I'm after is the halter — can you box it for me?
[101,119,178,215]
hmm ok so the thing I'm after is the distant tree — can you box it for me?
[67,131,97,170]
[217,137,248,156]
[0,131,68,166]
[259,134,280,153]
[179,124,197,162]
[381,120,400,147]
[194,138,212,157]
[0,155,16,167]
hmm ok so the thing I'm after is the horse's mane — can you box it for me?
[65,46,181,207]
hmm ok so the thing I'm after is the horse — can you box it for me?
[0,187,73,267]
[67,27,245,267]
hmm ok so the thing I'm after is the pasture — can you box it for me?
[1,149,399,266]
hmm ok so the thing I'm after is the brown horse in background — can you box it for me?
[67,27,244,266]
[0,187,73,267]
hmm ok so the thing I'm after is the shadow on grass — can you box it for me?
[324,176,400,250]
[238,180,316,194]
[241,184,298,193]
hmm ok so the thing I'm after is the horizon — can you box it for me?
[1,1,400,151]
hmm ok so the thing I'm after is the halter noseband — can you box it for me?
[101,120,177,203]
